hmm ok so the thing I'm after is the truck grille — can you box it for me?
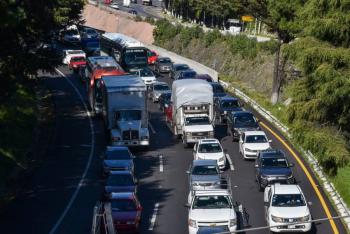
[122,130,139,140]
[192,132,209,137]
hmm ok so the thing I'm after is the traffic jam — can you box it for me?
[60,25,315,234]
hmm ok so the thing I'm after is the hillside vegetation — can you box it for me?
[155,0,350,205]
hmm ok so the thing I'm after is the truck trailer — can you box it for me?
[101,75,149,147]
[171,79,214,147]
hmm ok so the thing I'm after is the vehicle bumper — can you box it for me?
[111,140,149,146]
[269,220,311,233]
[243,151,258,159]
[189,225,236,234]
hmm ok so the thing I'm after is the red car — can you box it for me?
[109,192,142,233]
[147,50,158,65]
[69,56,86,73]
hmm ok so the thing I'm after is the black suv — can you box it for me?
[227,111,260,141]
[214,95,243,124]
[255,149,295,191]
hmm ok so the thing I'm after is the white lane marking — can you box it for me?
[149,122,156,134]
[159,154,163,172]
[226,154,234,171]
[49,68,95,234]
[148,203,159,230]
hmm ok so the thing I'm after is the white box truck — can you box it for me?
[171,79,214,147]
[101,75,149,147]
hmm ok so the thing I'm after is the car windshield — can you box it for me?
[159,58,171,63]
[148,51,156,56]
[176,65,189,71]
[105,149,132,160]
[245,135,267,143]
[198,143,222,153]
[115,110,141,121]
[234,114,257,127]
[192,165,219,175]
[221,100,239,108]
[68,50,83,55]
[261,158,288,167]
[272,194,306,207]
[140,69,154,77]
[107,174,134,186]
[185,116,210,125]
[71,57,85,62]
[66,29,78,35]
[111,199,137,211]
[154,84,169,91]
[182,71,196,78]
[193,195,232,209]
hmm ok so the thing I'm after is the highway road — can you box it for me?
[0,48,347,233]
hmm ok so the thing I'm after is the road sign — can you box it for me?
[242,15,254,22]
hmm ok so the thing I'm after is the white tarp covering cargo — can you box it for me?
[171,79,213,109]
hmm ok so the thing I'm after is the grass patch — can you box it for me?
[331,165,350,207]
[0,83,36,188]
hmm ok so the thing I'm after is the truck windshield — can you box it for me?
[185,117,210,125]
[193,195,232,209]
[221,100,239,108]
[116,110,141,121]
[271,194,306,207]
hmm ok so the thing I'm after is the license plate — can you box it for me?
[288,225,296,229]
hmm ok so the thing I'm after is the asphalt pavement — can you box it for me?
[0,54,347,233]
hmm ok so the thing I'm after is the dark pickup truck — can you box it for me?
[214,95,243,124]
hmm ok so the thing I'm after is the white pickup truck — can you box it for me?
[187,189,237,234]
[264,183,312,233]
[171,79,214,147]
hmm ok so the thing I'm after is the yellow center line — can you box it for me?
[260,121,339,234]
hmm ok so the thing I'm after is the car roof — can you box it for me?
[110,192,136,199]
[193,159,218,166]
[260,149,285,158]
[244,131,266,136]
[109,170,133,175]
[273,184,302,195]
[198,138,220,144]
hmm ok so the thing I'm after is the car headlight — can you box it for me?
[218,156,225,162]
[271,215,284,223]
[245,148,255,152]
[229,218,236,227]
[188,219,197,228]
[301,214,310,222]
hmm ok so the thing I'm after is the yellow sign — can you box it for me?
[241,15,254,22]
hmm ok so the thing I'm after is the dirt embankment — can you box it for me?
[82,4,155,44]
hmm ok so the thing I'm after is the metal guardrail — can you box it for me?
[219,80,350,230]
[91,201,116,234]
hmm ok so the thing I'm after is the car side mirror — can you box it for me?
[164,104,168,108]
[289,162,295,167]
[184,203,190,208]
[268,139,272,143]
[254,164,259,168]
[264,201,269,207]
[137,205,143,211]
[132,155,136,159]
[308,201,312,206]
[186,170,190,174]
[134,179,139,184]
